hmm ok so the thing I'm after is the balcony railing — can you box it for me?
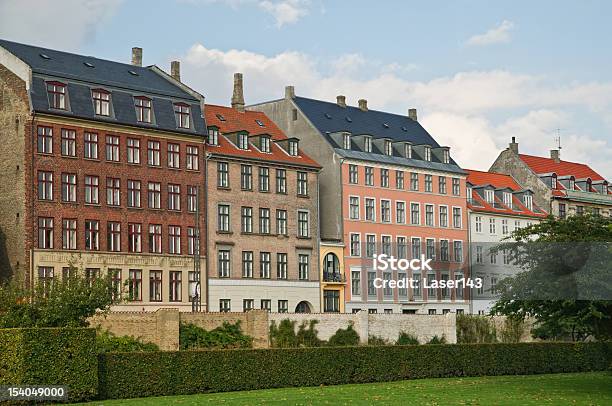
[323,272,346,283]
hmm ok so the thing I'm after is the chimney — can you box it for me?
[550,149,560,163]
[131,47,142,67]
[336,95,346,108]
[171,61,181,82]
[231,72,245,112]
[408,108,417,121]
[358,99,368,111]
[509,137,519,154]
[285,85,295,99]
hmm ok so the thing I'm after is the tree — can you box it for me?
[491,214,612,341]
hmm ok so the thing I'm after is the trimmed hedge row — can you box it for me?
[99,342,612,400]
[0,328,98,402]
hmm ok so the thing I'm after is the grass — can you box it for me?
[82,372,612,405]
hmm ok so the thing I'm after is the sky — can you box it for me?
[1,0,611,179]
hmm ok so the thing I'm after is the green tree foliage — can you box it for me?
[368,335,390,346]
[96,329,159,353]
[396,331,420,345]
[491,214,612,341]
[456,314,497,344]
[296,320,323,347]
[426,335,447,344]
[327,323,360,346]
[269,319,323,348]
[179,321,253,350]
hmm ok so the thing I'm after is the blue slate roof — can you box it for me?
[335,149,466,175]
[0,39,205,136]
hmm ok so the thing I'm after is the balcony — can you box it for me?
[323,271,346,283]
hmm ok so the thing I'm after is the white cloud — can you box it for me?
[466,20,515,46]
[0,0,122,51]
[258,0,310,27]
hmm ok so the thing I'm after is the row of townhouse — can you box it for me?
[1,39,610,314]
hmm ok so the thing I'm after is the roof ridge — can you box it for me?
[519,153,592,167]
[295,95,413,119]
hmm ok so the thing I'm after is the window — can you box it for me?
[186,146,199,170]
[502,219,509,235]
[260,252,271,278]
[277,253,288,279]
[107,222,121,252]
[455,273,464,299]
[218,204,230,232]
[189,272,197,301]
[62,219,77,250]
[382,235,391,256]
[110,269,121,301]
[349,196,360,220]
[411,203,420,225]
[427,273,436,299]
[217,162,229,188]
[384,140,393,156]
[169,271,182,302]
[410,172,419,191]
[187,227,197,255]
[135,97,152,123]
[380,200,391,223]
[259,167,270,192]
[491,277,498,294]
[174,103,190,129]
[298,254,309,280]
[259,208,271,234]
[276,209,287,235]
[452,178,460,196]
[424,174,433,192]
[366,234,376,258]
[106,178,120,206]
[278,300,289,313]
[106,135,119,162]
[453,207,462,228]
[47,82,66,109]
[218,250,230,277]
[425,204,434,226]
[405,143,412,158]
[238,133,249,150]
[241,165,252,190]
[61,173,77,202]
[147,182,161,209]
[187,186,197,213]
[396,201,406,224]
[84,132,98,159]
[397,237,407,259]
[489,218,496,234]
[503,192,512,207]
[149,271,162,302]
[523,194,533,210]
[365,167,374,186]
[149,224,162,253]
[61,129,76,157]
[288,140,298,156]
[38,267,54,297]
[241,207,253,233]
[476,246,483,264]
[92,89,110,116]
[438,176,447,194]
[398,272,408,298]
[323,290,340,313]
[85,220,99,251]
[38,217,53,249]
[276,169,287,193]
[503,249,511,265]
[349,164,358,184]
[167,143,180,169]
[260,136,271,153]
[440,240,449,261]
[128,270,142,301]
[367,271,376,296]
[127,180,141,208]
[350,234,361,257]
[351,270,361,296]
[243,299,254,312]
[127,138,140,164]
[576,205,584,215]
[439,206,448,227]
[38,171,53,200]
[207,127,219,145]
[380,169,389,188]
[343,133,351,149]
[297,172,308,196]
[128,223,142,253]
[147,140,160,166]
[443,149,450,164]
[364,136,372,153]
[292,108,298,121]
[168,184,181,211]
[383,271,392,296]
[475,216,482,232]
[559,203,566,218]
[396,170,404,189]
[365,198,375,221]
[298,210,309,237]
[242,251,254,278]
[424,146,431,161]
[219,299,231,312]
[485,189,494,204]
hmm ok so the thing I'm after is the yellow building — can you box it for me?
[319,240,345,313]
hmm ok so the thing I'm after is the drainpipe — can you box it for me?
[204,152,212,311]
[29,112,36,295]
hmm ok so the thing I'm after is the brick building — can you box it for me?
[0,39,207,311]
[252,90,470,314]
[204,74,322,313]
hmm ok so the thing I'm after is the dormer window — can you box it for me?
[92,89,110,116]
[343,133,351,150]
[443,149,450,164]
[174,103,190,129]
[551,174,557,189]
[238,133,249,150]
[424,146,431,161]
[364,136,372,153]
[134,96,152,123]
[569,178,575,190]
[503,192,512,207]
[260,136,271,153]
[485,189,494,204]
[288,140,299,156]
[467,186,473,199]
[586,179,592,192]
[405,143,412,159]
[384,140,392,156]
[523,194,533,210]
[207,127,219,146]
[47,82,66,110]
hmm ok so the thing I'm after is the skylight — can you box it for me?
[255,119,265,127]
[83,62,95,68]
[216,113,226,121]
[345,117,352,122]
[39,53,51,60]
[401,126,408,132]
[324,113,332,119]
[128,70,139,76]
[383,123,390,128]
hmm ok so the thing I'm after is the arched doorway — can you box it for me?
[295,301,312,313]
[323,252,341,282]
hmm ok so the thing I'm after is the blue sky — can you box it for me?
[1,0,611,178]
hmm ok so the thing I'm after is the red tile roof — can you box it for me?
[205,104,320,169]
[519,154,606,181]
[466,169,522,190]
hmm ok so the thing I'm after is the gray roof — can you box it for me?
[0,39,205,136]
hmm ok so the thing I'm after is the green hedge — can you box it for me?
[0,328,98,402]
[99,342,612,400]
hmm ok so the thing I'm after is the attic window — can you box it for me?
[404,143,412,158]
[485,189,494,204]
[383,123,390,128]
[92,89,111,116]
[503,192,512,207]
[343,133,351,150]
[384,140,392,156]
[128,70,139,76]
[238,133,249,150]
[288,140,299,156]
[135,96,152,123]
[324,113,332,119]
[216,113,226,122]
[401,126,408,132]
[364,136,372,153]
[39,53,51,60]
[443,149,450,164]
[46,82,66,110]
[207,127,219,146]
[83,62,95,68]
[255,119,265,127]
[260,136,271,153]
[346,117,352,123]
[174,103,191,129]
[423,146,431,161]
[523,194,533,210]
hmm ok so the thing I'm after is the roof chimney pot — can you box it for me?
[285,85,295,99]
[231,72,245,112]
[358,99,368,111]
[336,95,346,108]
[550,149,560,163]
[509,137,519,154]
[131,47,142,67]
[408,108,417,121]
[171,61,181,82]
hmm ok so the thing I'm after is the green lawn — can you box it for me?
[82,372,611,405]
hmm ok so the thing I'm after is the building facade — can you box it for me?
[0,40,207,311]
[204,75,322,313]
[251,89,470,314]
[320,239,345,313]
[466,169,547,314]
[490,138,612,218]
